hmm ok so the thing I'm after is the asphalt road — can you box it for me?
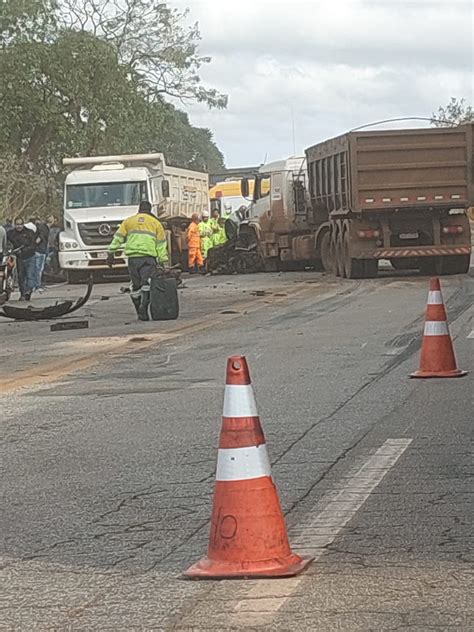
[1,268,473,631]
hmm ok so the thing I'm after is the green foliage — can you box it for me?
[0,0,226,219]
[432,98,474,127]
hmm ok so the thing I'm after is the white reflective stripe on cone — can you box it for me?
[216,445,272,481]
[223,384,258,418]
[427,291,443,305]
[424,321,449,336]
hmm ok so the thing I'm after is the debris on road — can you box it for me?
[0,277,93,321]
[50,320,89,332]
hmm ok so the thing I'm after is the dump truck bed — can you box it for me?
[306,125,472,214]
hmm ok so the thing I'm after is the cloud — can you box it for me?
[172,0,473,166]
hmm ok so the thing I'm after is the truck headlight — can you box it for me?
[60,240,79,251]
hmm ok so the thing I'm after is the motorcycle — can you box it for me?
[0,249,18,305]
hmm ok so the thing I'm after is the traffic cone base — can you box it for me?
[184,552,312,579]
[183,356,313,580]
[411,278,467,379]
[411,368,467,378]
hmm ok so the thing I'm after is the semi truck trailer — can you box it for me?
[59,153,209,282]
[212,124,472,278]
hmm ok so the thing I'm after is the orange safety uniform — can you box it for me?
[187,221,204,268]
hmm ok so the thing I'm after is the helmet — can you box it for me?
[202,210,210,218]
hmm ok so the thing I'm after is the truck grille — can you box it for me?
[78,221,121,246]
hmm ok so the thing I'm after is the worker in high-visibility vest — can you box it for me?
[107,200,168,320]
[210,209,227,247]
[187,213,203,273]
[198,210,213,261]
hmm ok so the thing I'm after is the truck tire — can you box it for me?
[343,233,363,279]
[333,232,344,277]
[320,231,333,272]
[362,259,378,278]
[440,255,470,275]
[419,258,443,276]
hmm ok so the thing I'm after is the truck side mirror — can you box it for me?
[241,178,249,198]
[161,179,170,198]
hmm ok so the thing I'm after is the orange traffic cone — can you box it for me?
[183,355,313,579]
[411,278,467,378]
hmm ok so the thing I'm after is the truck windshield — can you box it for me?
[66,181,148,209]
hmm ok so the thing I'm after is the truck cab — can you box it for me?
[59,154,208,282]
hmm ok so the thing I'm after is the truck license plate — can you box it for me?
[96,251,108,259]
[399,232,419,239]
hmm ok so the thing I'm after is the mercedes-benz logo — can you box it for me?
[98,223,111,236]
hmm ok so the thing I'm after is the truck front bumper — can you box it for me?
[59,250,127,271]
[358,245,471,259]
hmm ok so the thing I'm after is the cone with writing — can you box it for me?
[411,277,467,378]
[183,355,313,579]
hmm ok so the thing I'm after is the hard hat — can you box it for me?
[202,210,210,218]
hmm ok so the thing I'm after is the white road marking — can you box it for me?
[230,438,413,627]
[468,330,474,339]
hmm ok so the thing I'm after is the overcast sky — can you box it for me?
[171,0,473,168]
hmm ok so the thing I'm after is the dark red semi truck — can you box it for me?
[305,124,472,277]
[209,124,472,277]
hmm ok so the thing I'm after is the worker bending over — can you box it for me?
[187,213,203,273]
[107,200,168,321]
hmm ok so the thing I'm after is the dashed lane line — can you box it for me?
[227,438,413,628]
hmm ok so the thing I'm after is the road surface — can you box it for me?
[1,268,473,630]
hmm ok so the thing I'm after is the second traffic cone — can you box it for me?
[411,277,467,378]
[184,355,313,579]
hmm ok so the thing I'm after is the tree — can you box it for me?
[431,97,474,127]
[58,0,228,109]
[0,0,226,219]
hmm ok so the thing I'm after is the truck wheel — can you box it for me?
[362,259,378,278]
[343,234,363,279]
[320,232,333,272]
[419,258,442,276]
[441,255,470,275]
[333,232,344,277]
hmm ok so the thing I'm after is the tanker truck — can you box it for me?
[209,124,472,277]
[60,153,209,282]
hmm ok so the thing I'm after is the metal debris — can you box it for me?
[0,276,93,321]
[50,320,89,332]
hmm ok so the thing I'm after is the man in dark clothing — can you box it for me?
[7,217,36,301]
[30,216,50,291]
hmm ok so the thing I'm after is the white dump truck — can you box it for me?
[59,153,209,282]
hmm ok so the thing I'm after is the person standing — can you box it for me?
[106,200,168,321]
[7,217,36,301]
[210,209,227,247]
[186,213,203,273]
[0,224,7,264]
[46,215,61,275]
[198,210,213,263]
[30,216,50,292]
